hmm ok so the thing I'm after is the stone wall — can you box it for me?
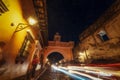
[78,0,120,63]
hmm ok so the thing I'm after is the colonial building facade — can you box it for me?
[78,0,120,63]
[44,33,74,64]
[0,0,48,79]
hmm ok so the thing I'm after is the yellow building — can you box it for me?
[0,0,48,79]
[78,0,120,63]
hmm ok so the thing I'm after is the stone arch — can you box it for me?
[44,47,73,64]
[43,33,74,64]
[47,52,64,63]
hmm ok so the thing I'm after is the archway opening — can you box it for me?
[47,52,64,64]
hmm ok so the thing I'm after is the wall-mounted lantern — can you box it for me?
[14,17,37,33]
[14,17,37,64]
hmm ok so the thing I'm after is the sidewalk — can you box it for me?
[12,64,47,80]
[0,64,9,80]
[0,67,7,75]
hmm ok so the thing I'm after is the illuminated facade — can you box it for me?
[0,0,48,79]
[44,33,74,64]
[78,0,120,63]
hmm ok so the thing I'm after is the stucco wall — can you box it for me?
[78,1,120,63]
[43,41,74,64]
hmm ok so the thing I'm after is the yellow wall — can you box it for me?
[0,0,44,79]
[0,0,27,43]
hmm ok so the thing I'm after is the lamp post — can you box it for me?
[11,17,37,64]
[13,17,37,33]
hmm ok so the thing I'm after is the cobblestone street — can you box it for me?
[38,66,73,80]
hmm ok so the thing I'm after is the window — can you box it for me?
[15,32,34,64]
[0,0,9,15]
[98,30,109,41]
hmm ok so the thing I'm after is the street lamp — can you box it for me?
[27,17,37,26]
[79,52,84,56]
[13,17,37,64]
[78,52,84,63]
[14,17,37,33]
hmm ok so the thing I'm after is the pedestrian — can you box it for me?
[31,55,39,78]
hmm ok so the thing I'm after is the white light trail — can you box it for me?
[52,65,113,80]
[59,66,103,80]
[67,66,112,77]
[69,70,103,80]
[51,65,89,80]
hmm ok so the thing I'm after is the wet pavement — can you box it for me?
[38,65,73,80]
[37,63,120,80]
[0,62,120,80]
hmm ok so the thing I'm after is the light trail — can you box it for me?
[67,66,112,77]
[51,65,90,80]
[58,66,103,80]
[52,65,115,80]
[69,70,103,80]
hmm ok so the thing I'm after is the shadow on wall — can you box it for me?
[0,41,6,66]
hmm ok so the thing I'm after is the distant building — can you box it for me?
[44,32,74,64]
[78,0,120,63]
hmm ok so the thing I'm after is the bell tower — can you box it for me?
[54,32,61,41]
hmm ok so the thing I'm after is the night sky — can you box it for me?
[46,0,115,43]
